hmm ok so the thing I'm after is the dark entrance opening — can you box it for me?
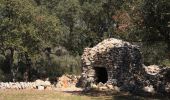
[94,67,108,83]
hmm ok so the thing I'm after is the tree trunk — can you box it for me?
[8,47,15,82]
[24,52,31,82]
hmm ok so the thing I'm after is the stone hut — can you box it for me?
[78,38,170,94]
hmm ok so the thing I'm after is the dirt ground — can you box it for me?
[0,89,169,100]
[0,89,112,100]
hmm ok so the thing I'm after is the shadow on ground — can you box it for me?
[64,90,170,100]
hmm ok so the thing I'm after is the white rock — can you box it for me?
[44,81,51,86]
[143,85,155,93]
[114,86,120,92]
[106,84,114,90]
[35,79,45,86]
[91,84,97,89]
[99,86,108,90]
[144,65,160,75]
[38,86,44,90]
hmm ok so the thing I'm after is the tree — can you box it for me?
[0,0,62,81]
[127,0,170,64]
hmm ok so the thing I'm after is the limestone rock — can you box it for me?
[106,84,114,90]
[35,79,45,86]
[38,86,44,90]
[143,85,155,93]
[99,86,108,91]
[144,65,160,75]
[56,74,79,89]
[114,86,120,92]
[44,81,51,86]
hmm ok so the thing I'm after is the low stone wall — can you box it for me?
[0,82,36,90]
[0,75,81,91]
[0,80,51,90]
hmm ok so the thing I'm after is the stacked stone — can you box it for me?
[80,38,143,88]
[0,80,51,90]
[79,38,170,95]
[143,65,170,94]
[0,82,36,90]
[56,74,80,88]
[0,75,81,91]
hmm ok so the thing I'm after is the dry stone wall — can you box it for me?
[78,38,170,94]
[0,80,51,90]
[0,74,81,91]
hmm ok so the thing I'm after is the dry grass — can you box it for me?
[1,89,166,100]
[0,90,100,100]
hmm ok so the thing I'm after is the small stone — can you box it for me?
[99,86,108,91]
[143,85,155,93]
[35,79,45,86]
[91,84,97,89]
[114,86,120,92]
[38,86,44,90]
[144,65,160,75]
[44,81,51,86]
[106,84,114,90]
[98,82,104,87]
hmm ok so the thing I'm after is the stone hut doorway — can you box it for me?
[94,67,108,83]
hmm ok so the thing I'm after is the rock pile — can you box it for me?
[56,74,79,88]
[78,38,170,95]
[90,82,118,91]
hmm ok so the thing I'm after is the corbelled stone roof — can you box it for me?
[78,38,170,95]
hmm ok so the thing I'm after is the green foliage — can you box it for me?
[50,54,81,75]
[129,0,170,64]
[0,0,169,81]
[0,69,5,81]
[32,52,81,80]
[0,54,5,63]
[141,42,168,65]
[161,59,170,67]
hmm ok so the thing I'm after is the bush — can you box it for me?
[0,69,5,81]
[50,54,81,75]
[32,52,81,81]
